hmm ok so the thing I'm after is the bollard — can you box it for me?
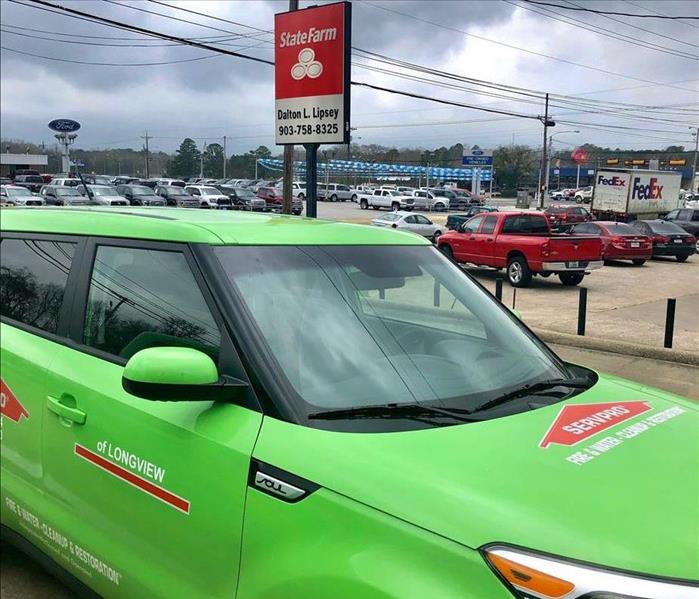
[495,277,503,302]
[512,287,517,310]
[664,298,676,349]
[577,287,587,336]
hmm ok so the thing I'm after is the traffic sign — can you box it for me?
[48,119,81,133]
[462,145,493,166]
[274,1,351,145]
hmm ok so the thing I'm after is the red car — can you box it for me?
[570,221,652,266]
[544,204,592,231]
[256,186,303,215]
[437,211,603,287]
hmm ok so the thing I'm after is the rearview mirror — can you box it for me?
[122,347,247,402]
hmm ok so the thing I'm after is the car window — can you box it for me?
[678,210,692,220]
[502,215,549,234]
[83,246,221,361]
[0,238,76,334]
[415,191,426,198]
[481,215,497,234]
[605,223,635,235]
[692,211,699,222]
[463,215,484,233]
[403,215,417,224]
[415,215,431,225]
[665,210,679,220]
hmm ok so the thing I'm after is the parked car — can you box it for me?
[357,188,415,211]
[411,189,449,211]
[49,177,81,187]
[155,178,186,188]
[79,185,129,207]
[662,208,699,238]
[116,184,166,207]
[318,183,354,202]
[3,207,696,599]
[155,185,200,208]
[629,220,696,261]
[256,186,303,215]
[438,211,603,287]
[350,185,374,200]
[81,174,113,186]
[216,186,266,211]
[184,185,233,209]
[39,185,91,206]
[424,188,461,210]
[0,177,12,186]
[452,189,484,207]
[40,173,53,184]
[0,185,44,206]
[570,221,652,265]
[574,186,593,204]
[12,168,40,177]
[371,211,443,242]
[12,174,45,193]
[446,206,498,230]
[112,176,139,186]
[544,205,591,231]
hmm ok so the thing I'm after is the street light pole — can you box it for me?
[691,126,698,193]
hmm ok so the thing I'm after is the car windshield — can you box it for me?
[649,221,688,234]
[92,176,112,185]
[214,246,570,426]
[546,206,566,213]
[88,186,115,196]
[5,187,32,197]
[53,187,80,196]
[21,175,44,183]
[130,186,155,195]
[235,188,255,199]
[604,223,636,235]
[165,187,186,195]
[379,213,402,222]
[201,187,220,195]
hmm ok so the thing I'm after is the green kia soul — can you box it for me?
[0,208,696,598]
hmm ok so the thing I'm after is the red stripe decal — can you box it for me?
[74,443,190,514]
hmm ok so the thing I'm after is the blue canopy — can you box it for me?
[257,158,491,181]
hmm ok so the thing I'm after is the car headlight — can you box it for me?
[483,546,697,599]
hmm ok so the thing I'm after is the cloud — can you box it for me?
[1,0,697,154]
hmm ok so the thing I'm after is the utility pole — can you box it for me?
[282,0,299,215]
[200,140,206,178]
[538,93,554,210]
[141,131,150,178]
[223,135,227,179]
[691,126,699,193]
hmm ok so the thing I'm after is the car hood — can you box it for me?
[253,373,698,580]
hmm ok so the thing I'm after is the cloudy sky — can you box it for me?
[1,0,697,156]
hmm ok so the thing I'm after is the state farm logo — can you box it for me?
[597,175,626,187]
[539,401,652,448]
[0,379,30,424]
[291,48,323,80]
[632,176,664,201]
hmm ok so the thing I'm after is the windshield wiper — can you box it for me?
[308,402,480,423]
[469,378,591,414]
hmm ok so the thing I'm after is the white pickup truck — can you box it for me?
[357,188,415,211]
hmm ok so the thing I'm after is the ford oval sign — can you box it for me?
[48,119,81,133]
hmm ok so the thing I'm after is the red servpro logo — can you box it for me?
[539,401,652,448]
[0,379,29,423]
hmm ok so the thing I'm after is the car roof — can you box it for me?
[1,207,430,246]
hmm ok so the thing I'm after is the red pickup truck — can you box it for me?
[437,211,603,287]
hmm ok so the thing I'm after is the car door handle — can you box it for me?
[47,394,87,425]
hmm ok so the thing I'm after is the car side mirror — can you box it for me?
[122,347,248,402]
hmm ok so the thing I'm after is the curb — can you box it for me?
[533,328,699,367]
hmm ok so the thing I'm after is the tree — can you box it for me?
[493,144,539,190]
[202,143,224,178]
[170,138,201,177]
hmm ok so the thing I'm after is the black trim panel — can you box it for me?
[248,459,320,504]
[1,524,102,599]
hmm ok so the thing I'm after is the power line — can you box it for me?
[523,0,699,19]
[503,0,698,56]
[1,45,221,66]
[147,0,271,35]
[623,0,699,29]
[361,1,694,89]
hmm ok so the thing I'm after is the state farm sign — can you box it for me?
[275,1,351,145]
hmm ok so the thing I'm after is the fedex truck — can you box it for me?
[591,169,682,221]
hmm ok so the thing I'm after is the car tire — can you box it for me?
[351,194,357,202]
[507,256,532,287]
[632,259,646,266]
[440,244,454,260]
[432,230,442,243]
[360,199,368,210]
[331,194,338,202]
[391,201,400,211]
[676,255,689,262]
[559,272,585,286]
[435,202,445,211]
[575,196,583,203]
[298,193,305,201]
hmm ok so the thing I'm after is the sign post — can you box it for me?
[463,145,492,194]
[275,1,351,218]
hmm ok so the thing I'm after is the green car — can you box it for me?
[1,208,696,599]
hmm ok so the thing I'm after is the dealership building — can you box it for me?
[0,152,49,177]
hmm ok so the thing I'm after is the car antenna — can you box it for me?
[75,169,94,204]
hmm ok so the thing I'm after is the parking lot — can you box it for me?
[316,200,699,353]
